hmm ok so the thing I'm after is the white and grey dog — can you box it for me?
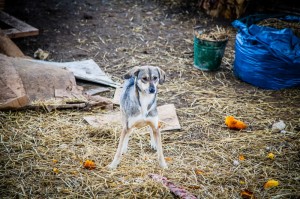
[108,65,167,169]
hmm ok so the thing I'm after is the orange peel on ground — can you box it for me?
[267,153,275,160]
[239,154,245,161]
[225,116,247,130]
[264,179,279,189]
[53,168,59,174]
[240,190,255,199]
[164,157,172,162]
[83,160,96,170]
[195,169,205,175]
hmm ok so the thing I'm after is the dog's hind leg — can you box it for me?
[108,127,128,169]
[151,125,167,169]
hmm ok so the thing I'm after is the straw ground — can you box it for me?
[1,0,300,198]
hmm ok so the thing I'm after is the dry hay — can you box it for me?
[1,52,300,199]
[257,18,300,37]
[1,1,300,198]
[194,26,228,41]
[1,87,300,199]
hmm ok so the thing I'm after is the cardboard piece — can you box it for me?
[84,87,110,96]
[112,87,122,105]
[157,104,181,131]
[84,111,122,128]
[26,59,120,88]
[83,104,181,132]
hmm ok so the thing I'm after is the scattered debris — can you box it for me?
[233,160,240,166]
[149,173,197,199]
[239,154,245,161]
[267,153,275,160]
[164,157,172,162]
[264,179,279,189]
[240,189,255,199]
[272,120,286,133]
[225,116,247,130]
[195,169,205,175]
[53,168,59,174]
[33,48,49,60]
[280,130,287,134]
[83,160,96,170]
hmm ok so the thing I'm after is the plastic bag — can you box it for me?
[232,15,300,90]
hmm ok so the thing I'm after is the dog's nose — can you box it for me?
[149,87,156,93]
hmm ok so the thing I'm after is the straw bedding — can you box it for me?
[257,18,300,37]
[1,1,300,198]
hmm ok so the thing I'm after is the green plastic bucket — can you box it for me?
[194,35,228,71]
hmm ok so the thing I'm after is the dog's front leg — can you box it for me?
[121,132,131,154]
[152,127,168,169]
[149,127,157,150]
[108,127,128,169]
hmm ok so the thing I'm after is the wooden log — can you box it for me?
[0,30,25,57]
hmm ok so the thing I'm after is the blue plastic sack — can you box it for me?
[232,15,300,90]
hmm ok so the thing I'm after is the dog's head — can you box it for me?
[124,66,166,94]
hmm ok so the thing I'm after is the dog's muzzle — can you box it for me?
[149,84,156,94]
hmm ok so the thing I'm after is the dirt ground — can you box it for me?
[1,0,300,198]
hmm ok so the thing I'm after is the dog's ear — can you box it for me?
[156,67,166,84]
[124,66,140,79]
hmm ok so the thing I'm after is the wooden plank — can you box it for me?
[112,87,122,105]
[0,11,39,38]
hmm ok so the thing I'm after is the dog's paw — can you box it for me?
[150,140,157,150]
[159,161,168,169]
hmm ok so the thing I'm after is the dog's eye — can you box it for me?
[142,77,148,81]
[153,76,158,81]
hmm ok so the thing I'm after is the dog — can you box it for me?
[108,65,167,169]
